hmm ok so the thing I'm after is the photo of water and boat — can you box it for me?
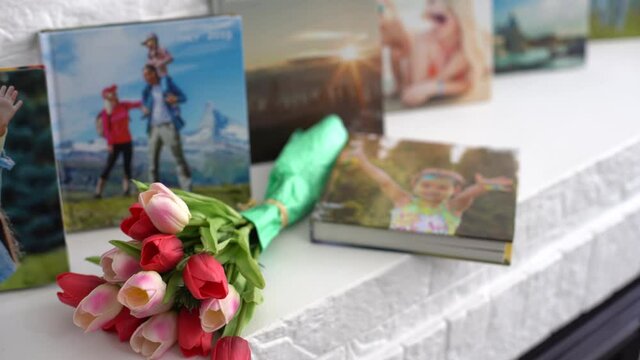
[494,0,588,73]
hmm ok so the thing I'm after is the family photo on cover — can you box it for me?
[41,17,252,232]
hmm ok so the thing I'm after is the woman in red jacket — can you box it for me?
[95,85,143,198]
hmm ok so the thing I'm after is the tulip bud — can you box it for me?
[56,272,105,307]
[183,253,228,300]
[121,203,160,241]
[118,271,173,318]
[139,183,191,234]
[100,246,141,283]
[73,283,123,332]
[200,285,241,333]
[211,337,252,360]
[178,308,212,357]
[130,312,177,360]
[140,234,184,273]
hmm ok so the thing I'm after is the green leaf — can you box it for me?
[85,256,101,266]
[200,226,218,253]
[235,225,252,254]
[242,286,264,305]
[164,271,183,304]
[176,256,190,271]
[214,244,238,265]
[235,253,265,289]
[187,217,207,227]
[109,240,141,259]
[222,300,257,337]
[132,179,149,192]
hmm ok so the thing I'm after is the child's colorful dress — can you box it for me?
[390,197,460,235]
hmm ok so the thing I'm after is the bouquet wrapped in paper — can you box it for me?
[55,115,348,359]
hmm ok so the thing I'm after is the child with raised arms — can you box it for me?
[350,144,513,235]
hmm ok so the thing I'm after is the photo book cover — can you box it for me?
[218,0,384,162]
[378,0,493,111]
[40,16,251,232]
[590,0,640,39]
[316,133,518,241]
[494,0,588,72]
[0,66,67,291]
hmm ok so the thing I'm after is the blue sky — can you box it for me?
[494,0,588,37]
[42,16,248,143]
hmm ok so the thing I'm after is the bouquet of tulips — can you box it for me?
[55,115,349,359]
[58,182,260,359]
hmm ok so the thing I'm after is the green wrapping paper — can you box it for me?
[242,115,348,249]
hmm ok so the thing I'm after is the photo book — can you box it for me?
[590,0,640,39]
[216,0,384,162]
[494,0,588,72]
[0,66,68,290]
[378,0,493,111]
[312,134,519,264]
[39,16,252,232]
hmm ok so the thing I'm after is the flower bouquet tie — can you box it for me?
[56,115,348,359]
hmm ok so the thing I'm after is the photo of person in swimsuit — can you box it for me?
[378,0,491,109]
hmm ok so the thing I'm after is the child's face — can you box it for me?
[145,38,158,50]
[412,177,456,204]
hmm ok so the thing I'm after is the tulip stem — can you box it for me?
[232,300,249,337]
[227,263,239,284]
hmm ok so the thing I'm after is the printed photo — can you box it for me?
[494,0,588,73]
[318,134,518,240]
[218,0,384,162]
[378,0,493,111]
[0,66,68,290]
[591,0,640,39]
[40,16,251,232]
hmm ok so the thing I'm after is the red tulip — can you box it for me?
[140,234,184,273]
[178,308,212,357]
[211,337,251,360]
[102,307,147,342]
[183,254,228,300]
[121,203,160,241]
[56,272,105,307]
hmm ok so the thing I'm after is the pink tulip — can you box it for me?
[101,246,141,283]
[199,285,241,333]
[73,284,123,332]
[130,312,178,360]
[139,183,191,234]
[118,271,173,318]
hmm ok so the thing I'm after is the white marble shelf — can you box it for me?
[1,10,640,358]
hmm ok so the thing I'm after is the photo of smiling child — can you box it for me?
[350,140,513,235]
[378,0,492,111]
[0,66,67,290]
[0,84,21,282]
[317,134,518,242]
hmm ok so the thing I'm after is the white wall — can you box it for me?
[0,0,211,66]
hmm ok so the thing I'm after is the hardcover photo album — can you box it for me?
[0,66,68,290]
[378,0,493,111]
[312,133,519,264]
[494,0,588,72]
[218,0,384,162]
[39,16,252,232]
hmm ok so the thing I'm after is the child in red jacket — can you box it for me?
[95,84,143,198]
